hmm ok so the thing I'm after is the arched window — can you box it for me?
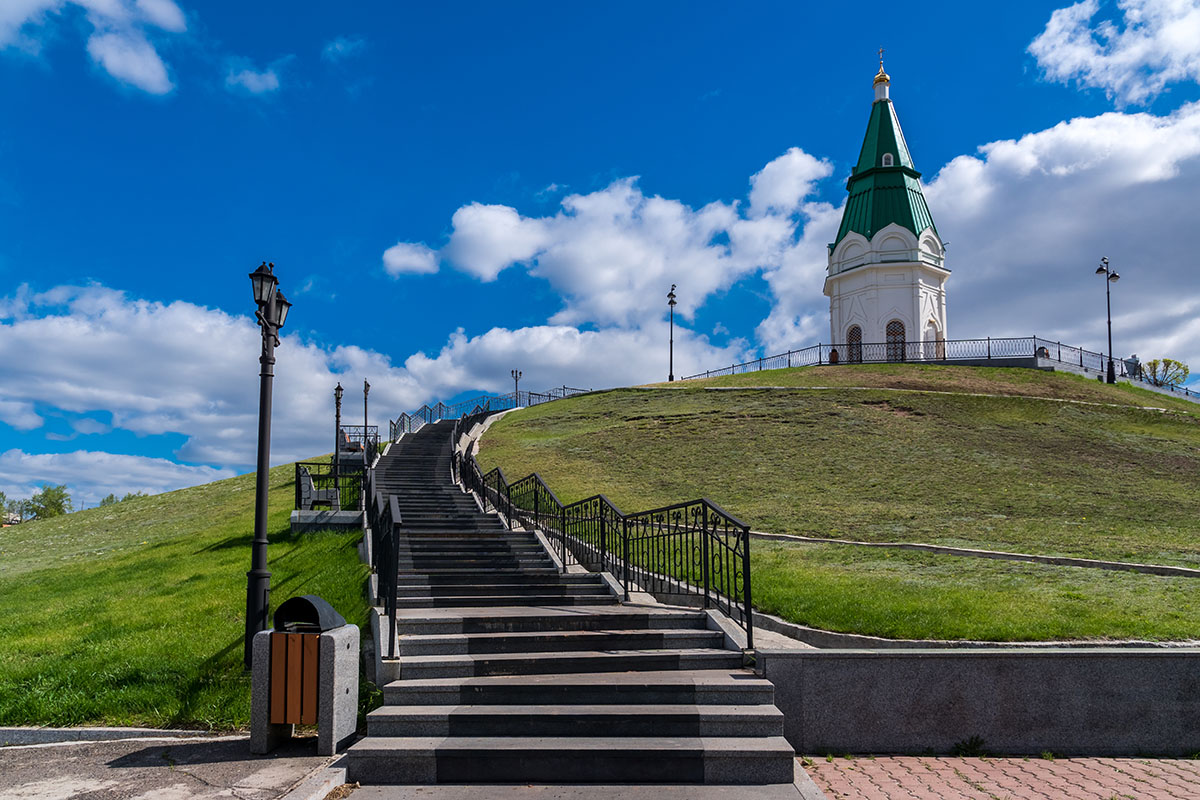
[923,320,944,360]
[886,319,906,362]
[846,325,863,363]
[881,153,894,167]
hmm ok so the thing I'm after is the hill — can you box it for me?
[476,364,1200,641]
[0,461,367,728]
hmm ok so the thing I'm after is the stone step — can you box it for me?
[392,607,704,636]
[394,595,617,610]
[397,628,725,656]
[395,573,599,586]
[382,670,774,707]
[397,648,744,679]
[396,584,612,599]
[344,735,796,784]
[365,704,784,738]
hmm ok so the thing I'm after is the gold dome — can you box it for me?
[873,65,890,86]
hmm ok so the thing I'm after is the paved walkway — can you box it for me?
[0,734,329,800]
[804,756,1200,799]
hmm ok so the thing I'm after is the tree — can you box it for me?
[99,493,119,507]
[6,498,30,522]
[27,484,73,520]
[1142,358,1190,387]
[122,491,147,502]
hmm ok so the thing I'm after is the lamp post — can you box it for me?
[1095,257,1120,384]
[244,261,292,669]
[667,284,677,382]
[511,369,522,404]
[334,382,343,494]
[363,379,370,462]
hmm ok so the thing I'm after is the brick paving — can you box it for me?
[803,756,1200,799]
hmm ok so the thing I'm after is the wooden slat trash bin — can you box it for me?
[251,595,359,756]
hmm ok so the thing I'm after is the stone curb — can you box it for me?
[0,727,237,747]
[278,755,347,800]
[749,530,1200,578]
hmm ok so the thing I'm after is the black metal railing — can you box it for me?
[681,334,1198,400]
[365,469,401,659]
[339,424,381,464]
[454,442,754,649]
[294,460,365,511]
[390,386,590,441]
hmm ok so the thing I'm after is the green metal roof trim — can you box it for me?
[833,98,938,248]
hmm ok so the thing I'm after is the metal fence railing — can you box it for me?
[681,335,1198,400]
[339,424,380,464]
[389,386,590,441]
[454,421,755,649]
[294,460,366,512]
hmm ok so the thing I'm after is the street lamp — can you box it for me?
[334,382,343,494]
[1095,257,1120,384]
[667,284,677,382]
[244,261,292,669]
[363,379,370,464]
[511,369,522,404]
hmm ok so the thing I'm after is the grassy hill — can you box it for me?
[477,364,1200,642]
[0,461,367,728]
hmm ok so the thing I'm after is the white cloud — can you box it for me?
[0,449,231,507]
[1030,0,1200,105]
[322,35,365,63]
[444,203,548,281]
[1,0,184,93]
[0,400,43,431]
[748,147,833,218]
[432,151,832,329]
[87,29,172,94]
[226,63,280,94]
[923,100,1200,371]
[382,242,439,276]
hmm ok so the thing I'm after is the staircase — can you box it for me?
[347,419,795,786]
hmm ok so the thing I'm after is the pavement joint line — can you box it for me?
[276,755,344,800]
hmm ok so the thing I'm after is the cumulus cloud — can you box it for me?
[383,242,439,276]
[225,61,281,94]
[1,0,185,93]
[924,100,1200,370]
[0,449,232,508]
[322,35,365,63]
[429,149,834,329]
[1030,0,1200,105]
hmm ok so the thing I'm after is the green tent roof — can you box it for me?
[833,96,938,248]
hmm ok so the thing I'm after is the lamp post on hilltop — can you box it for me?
[667,284,677,382]
[512,369,522,405]
[1095,257,1120,384]
[244,261,292,669]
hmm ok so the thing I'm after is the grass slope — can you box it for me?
[477,365,1200,641]
[0,462,368,728]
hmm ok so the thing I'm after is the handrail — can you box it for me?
[365,468,402,659]
[453,422,754,649]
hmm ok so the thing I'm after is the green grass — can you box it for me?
[476,365,1200,641]
[0,462,369,728]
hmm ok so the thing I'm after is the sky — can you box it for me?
[2,0,1200,506]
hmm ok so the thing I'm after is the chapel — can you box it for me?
[823,56,949,361]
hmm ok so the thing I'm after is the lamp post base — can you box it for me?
[1107,360,1116,384]
[244,567,271,669]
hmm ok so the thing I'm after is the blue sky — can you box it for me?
[2,0,1200,505]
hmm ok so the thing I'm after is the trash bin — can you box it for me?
[251,595,359,756]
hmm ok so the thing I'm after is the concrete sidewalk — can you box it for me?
[0,733,331,800]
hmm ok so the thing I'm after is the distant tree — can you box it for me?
[6,498,30,522]
[98,493,119,507]
[27,484,73,520]
[122,491,147,502]
[1142,358,1190,387]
